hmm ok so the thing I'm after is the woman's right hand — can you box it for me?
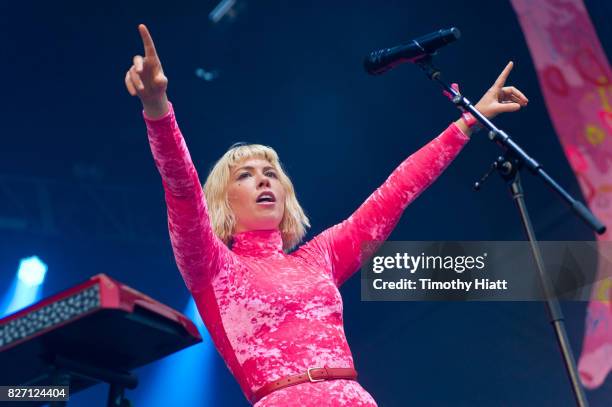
[125,24,169,118]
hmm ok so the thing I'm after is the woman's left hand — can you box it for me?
[474,61,528,119]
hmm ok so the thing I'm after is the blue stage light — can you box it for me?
[17,256,47,287]
[1,257,47,317]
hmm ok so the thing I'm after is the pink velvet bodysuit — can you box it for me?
[144,103,469,406]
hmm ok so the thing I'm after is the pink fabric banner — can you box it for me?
[510,0,611,390]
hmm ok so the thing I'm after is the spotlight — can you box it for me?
[209,0,236,23]
[209,0,246,24]
[17,256,47,287]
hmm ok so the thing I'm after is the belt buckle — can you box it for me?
[307,367,325,382]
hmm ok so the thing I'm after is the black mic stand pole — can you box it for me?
[416,55,607,407]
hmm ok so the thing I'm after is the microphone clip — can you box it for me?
[415,56,441,80]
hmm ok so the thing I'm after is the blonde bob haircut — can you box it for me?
[203,143,310,251]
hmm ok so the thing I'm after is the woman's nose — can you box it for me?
[257,176,271,188]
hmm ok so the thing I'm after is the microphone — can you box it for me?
[364,27,461,75]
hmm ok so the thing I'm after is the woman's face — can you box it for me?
[227,158,286,234]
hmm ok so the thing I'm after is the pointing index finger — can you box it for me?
[138,24,158,58]
[493,61,514,88]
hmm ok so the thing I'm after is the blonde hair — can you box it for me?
[203,143,310,251]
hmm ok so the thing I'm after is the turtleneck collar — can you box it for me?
[231,229,284,257]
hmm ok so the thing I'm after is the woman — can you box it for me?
[125,24,528,406]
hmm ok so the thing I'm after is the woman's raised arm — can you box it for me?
[300,62,528,287]
[125,24,231,292]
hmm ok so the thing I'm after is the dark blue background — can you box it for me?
[1,0,611,405]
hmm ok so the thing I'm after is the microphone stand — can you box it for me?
[415,56,607,407]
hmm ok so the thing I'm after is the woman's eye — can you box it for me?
[266,172,278,178]
[238,173,250,179]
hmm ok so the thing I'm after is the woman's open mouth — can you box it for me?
[256,191,276,206]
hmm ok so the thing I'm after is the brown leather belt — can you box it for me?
[251,367,357,404]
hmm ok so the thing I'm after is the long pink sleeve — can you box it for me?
[298,123,469,287]
[144,102,230,292]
